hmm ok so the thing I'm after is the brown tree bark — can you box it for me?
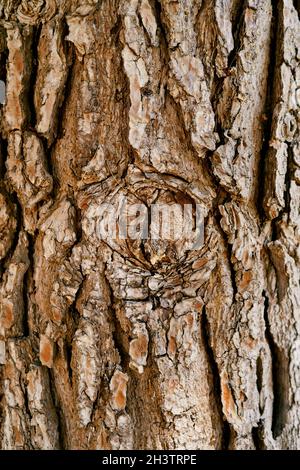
[0,0,299,450]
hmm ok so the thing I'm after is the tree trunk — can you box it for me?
[0,0,299,450]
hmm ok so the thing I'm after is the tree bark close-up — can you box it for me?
[0,0,299,450]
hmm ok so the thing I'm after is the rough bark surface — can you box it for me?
[0,0,299,450]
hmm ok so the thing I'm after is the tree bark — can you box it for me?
[0,0,299,450]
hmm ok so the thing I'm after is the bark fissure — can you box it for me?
[0,26,7,82]
[293,0,300,18]
[48,370,64,450]
[257,0,278,221]
[27,25,41,129]
[21,233,33,337]
[49,22,75,146]
[0,191,22,280]
[0,137,7,179]
[107,278,130,374]
[251,421,264,450]
[201,308,231,449]
[228,0,247,68]
[263,291,289,439]
[215,211,238,300]
[284,144,294,217]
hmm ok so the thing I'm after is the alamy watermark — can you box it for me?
[85,197,205,253]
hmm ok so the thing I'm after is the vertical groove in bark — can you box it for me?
[251,421,265,450]
[257,0,278,220]
[22,232,34,337]
[228,0,247,68]
[0,190,18,278]
[27,25,41,129]
[200,308,231,450]
[263,293,289,439]
[49,25,75,148]
[48,369,64,450]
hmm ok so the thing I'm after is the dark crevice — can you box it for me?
[90,387,101,424]
[22,233,35,337]
[48,18,74,146]
[284,144,294,221]
[151,1,171,123]
[257,0,279,222]
[0,366,4,444]
[256,356,264,414]
[23,381,33,443]
[0,136,7,180]
[227,427,237,449]
[66,276,85,384]
[256,354,263,395]
[58,27,76,140]
[73,202,83,244]
[110,14,122,37]
[224,244,238,301]
[152,0,169,50]
[201,308,231,450]
[48,369,65,450]
[28,25,42,128]
[69,304,81,331]
[200,150,219,192]
[0,26,8,128]
[263,291,289,439]
[228,0,247,68]
[106,275,130,372]
[69,281,85,321]
[64,341,73,384]
[23,376,34,448]
[0,191,23,281]
[293,0,300,19]
[110,304,129,372]
[252,421,265,450]
[214,117,226,147]
[0,26,8,83]
[210,0,245,150]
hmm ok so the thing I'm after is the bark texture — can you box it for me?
[0,0,300,450]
